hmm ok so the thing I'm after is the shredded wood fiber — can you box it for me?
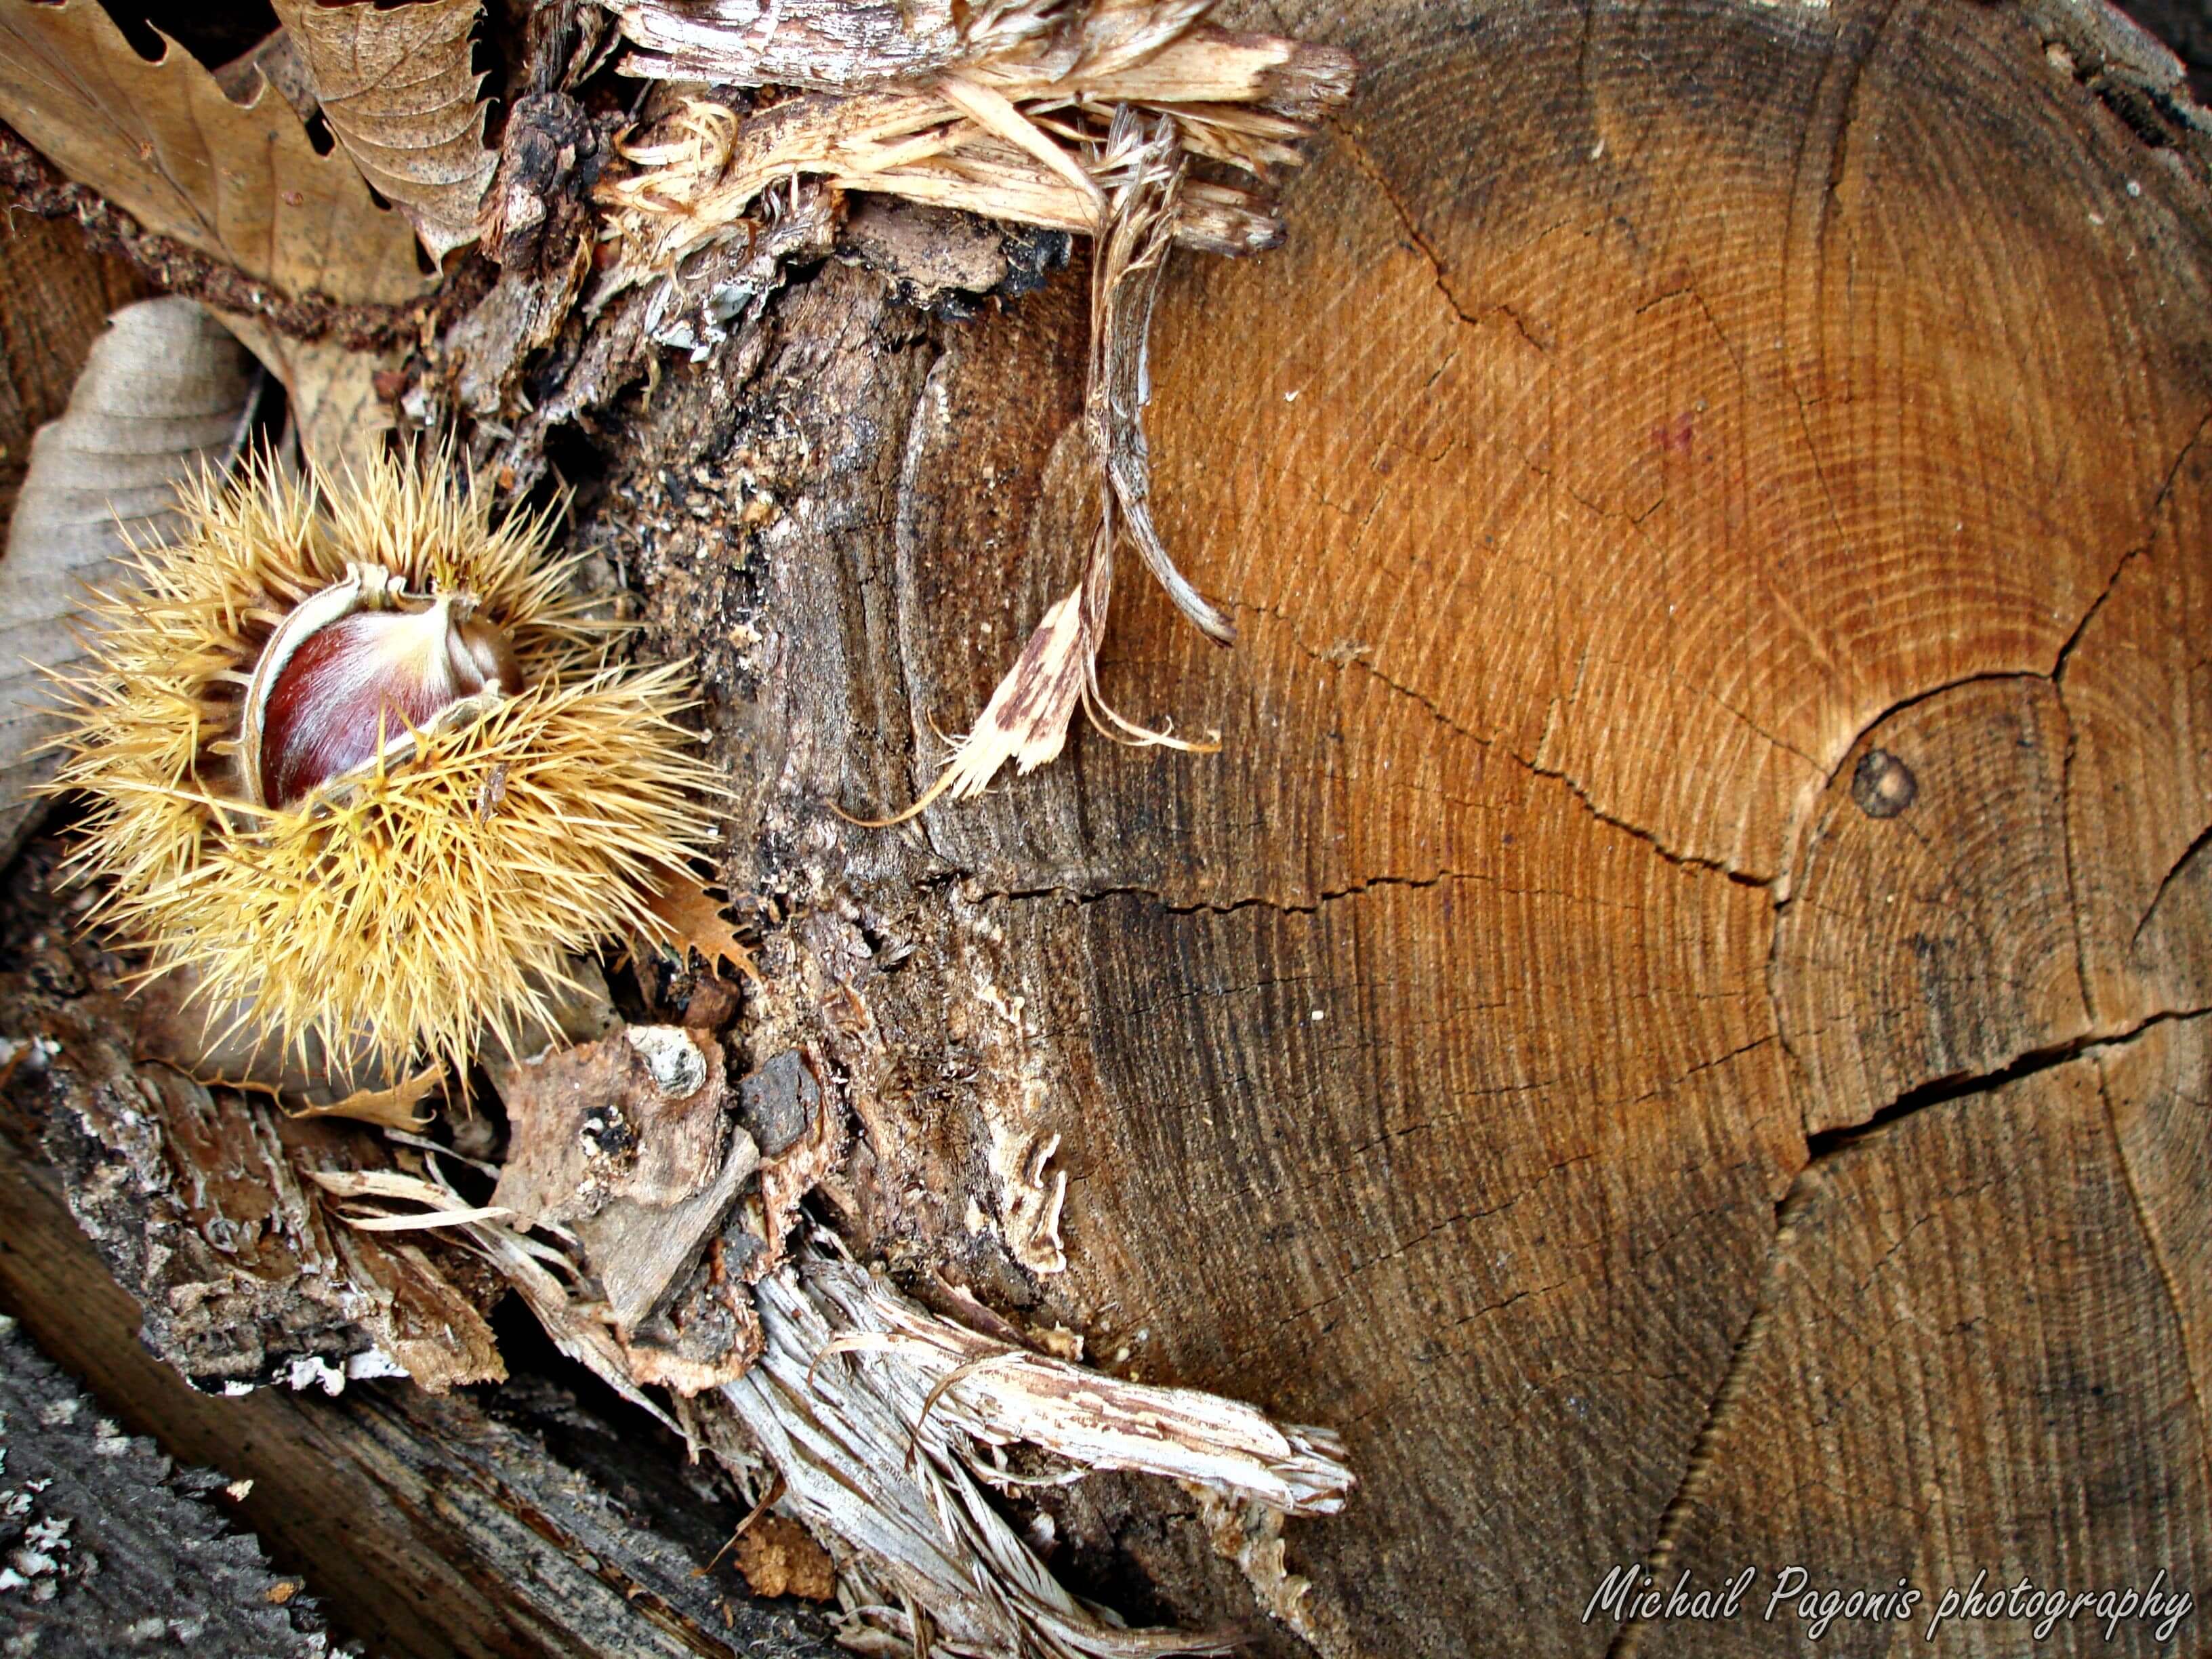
[598,0,1352,266]
[325,1168,1352,1656]
[719,1230,1353,1658]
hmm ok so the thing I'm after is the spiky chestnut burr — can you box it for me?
[49,452,721,1077]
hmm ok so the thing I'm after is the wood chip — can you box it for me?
[489,1027,731,1226]
[733,1515,836,1602]
[575,1126,760,1333]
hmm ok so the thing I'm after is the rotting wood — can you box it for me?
[2,857,504,1394]
[0,1092,842,1659]
[577,1120,762,1332]
[0,1313,338,1656]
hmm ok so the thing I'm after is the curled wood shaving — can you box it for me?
[713,1231,1351,1657]
[272,0,499,264]
[848,115,1217,824]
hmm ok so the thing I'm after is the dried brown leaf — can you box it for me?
[0,298,255,866]
[272,0,499,263]
[645,875,762,983]
[0,0,428,307]
[211,28,317,123]
[0,0,428,469]
[218,316,397,474]
[284,1064,443,1130]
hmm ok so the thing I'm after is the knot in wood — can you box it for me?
[1851,748,1919,819]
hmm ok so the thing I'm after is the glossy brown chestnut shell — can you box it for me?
[242,569,523,810]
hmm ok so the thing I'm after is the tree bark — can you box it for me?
[0,1113,839,1659]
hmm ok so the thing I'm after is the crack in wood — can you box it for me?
[1334,127,1549,354]
[1603,1004,2209,1658]
[1799,1004,2209,1165]
[1521,749,1770,888]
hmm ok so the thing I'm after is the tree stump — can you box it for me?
[4,0,2210,1654]
[622,0,2210,1652]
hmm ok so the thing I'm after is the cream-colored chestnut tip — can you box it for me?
[47,451,720,1077]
